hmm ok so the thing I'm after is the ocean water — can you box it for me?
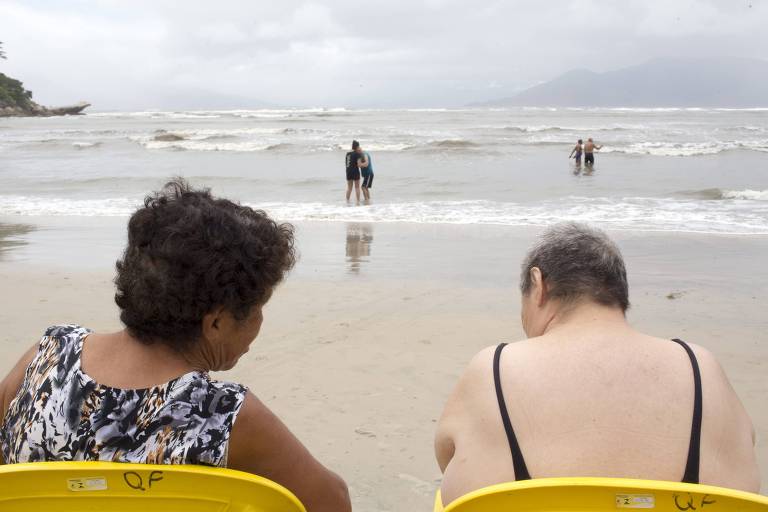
[1,107,767,234]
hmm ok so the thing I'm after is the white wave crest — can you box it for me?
[0,196,138,216]
[249,198,768,234]
[721,189,768,201]
[2,196,766,235]
[71,141,101,149]
[359,142,413,152]
[141,140,276,152]
[602,140,768,156]
[88,111,221,120]
[503,123,649,133]
[88,108,350,120]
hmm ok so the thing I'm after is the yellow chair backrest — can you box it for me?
[0,461,306,512]
[435,477,768,512]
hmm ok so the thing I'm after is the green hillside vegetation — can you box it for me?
[0,41,34,110]
[0,73,35,110]
[1,41,91,116]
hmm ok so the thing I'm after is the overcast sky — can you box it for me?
[1,0,766,109]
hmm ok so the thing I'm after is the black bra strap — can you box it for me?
[493,343,531,480]
[671,338,702,484]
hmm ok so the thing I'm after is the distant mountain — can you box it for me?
[481,58,768,108]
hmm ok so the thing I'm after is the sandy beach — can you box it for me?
[1,220,766,511]
[2,0,768,508]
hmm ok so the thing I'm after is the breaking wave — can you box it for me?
[602,141,768,156]
[720,189,768,201]
[2,195,766,234]
[678,188,768,201]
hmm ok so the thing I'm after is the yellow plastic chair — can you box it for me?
[0,461,305,512]
[434,477,768,512]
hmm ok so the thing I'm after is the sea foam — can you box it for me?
[2,196,766,235]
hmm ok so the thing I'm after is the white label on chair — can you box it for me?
[67,477,108,492]
[615,494,655,508]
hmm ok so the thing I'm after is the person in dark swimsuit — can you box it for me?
[434,222,759,506]
[584,137,601,166]
[345,140,362,204]
[491,338,702,484]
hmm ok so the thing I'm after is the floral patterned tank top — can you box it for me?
[0,325,247,467]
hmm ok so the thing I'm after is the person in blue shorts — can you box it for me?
[569,139,583,166]
[357,143,374,202]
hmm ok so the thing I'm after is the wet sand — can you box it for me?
[0,222,34,259]
[0,220,766,511]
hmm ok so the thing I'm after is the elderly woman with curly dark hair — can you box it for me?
[0,179,351,512]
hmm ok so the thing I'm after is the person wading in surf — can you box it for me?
[345,140,362,204]
[569,139,583,167]
[584,138,602,166]
[357,144,374,203]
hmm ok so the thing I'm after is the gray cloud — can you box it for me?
[1,0,766,109]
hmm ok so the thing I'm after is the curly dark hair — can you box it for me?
[115,178,296,350]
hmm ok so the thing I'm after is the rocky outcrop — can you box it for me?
[0,101,90,117]
[153,131,185,142]
[0,72,90,117]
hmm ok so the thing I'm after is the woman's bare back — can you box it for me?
[436,326,759,504]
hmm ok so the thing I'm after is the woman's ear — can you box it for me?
[201,306,226,343]
[530,267,548,307]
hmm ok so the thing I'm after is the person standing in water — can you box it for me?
[569,139,583,166]
[357,144,374,202]
[584,138,602,166]
[345,140,362,204]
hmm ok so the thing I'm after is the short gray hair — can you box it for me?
[520,223,629,312]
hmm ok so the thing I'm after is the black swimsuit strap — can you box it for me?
[671,338,702,484]
[493,343,531,480]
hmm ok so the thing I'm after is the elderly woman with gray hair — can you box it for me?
[435,223,759,506]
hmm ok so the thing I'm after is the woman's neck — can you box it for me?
[542,301,629,336]
[81,329,200,389]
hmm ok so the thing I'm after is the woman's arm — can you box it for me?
[0,342,39,464]
[227,392,351,512]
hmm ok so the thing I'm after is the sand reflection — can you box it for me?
[345,223,374,275]
[0,223,34,261]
